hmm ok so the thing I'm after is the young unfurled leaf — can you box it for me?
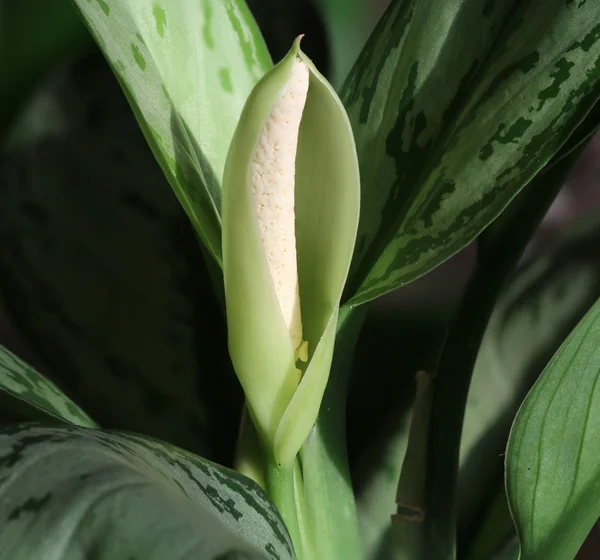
[223,38,360,466]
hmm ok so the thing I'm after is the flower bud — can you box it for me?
[223,37,360,466]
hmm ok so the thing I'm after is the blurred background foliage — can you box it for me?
[1,0,600,558]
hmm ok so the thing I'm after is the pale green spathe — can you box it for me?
[223,38,360,466]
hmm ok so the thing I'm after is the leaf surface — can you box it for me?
[506,296,600,559]
[71,0,272,264]
[0,423,294,560]
[343,0,600,304]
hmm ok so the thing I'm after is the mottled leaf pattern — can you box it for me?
[0,423,294,560]
[506,297,600,560]
[71,0,272,265]
[0,346,96,428]
[343,0,600,304]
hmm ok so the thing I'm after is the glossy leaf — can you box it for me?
[71,0,272,265]
[343,0,600,305]
[0,423,293,560]
[506,297,600,559]
[0,345,96,428]
[0,59,239,459]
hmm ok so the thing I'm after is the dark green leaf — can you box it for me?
[459,213,600,551]
[343,0,600,305]
[506,296,600,559]
[0,423,293,560]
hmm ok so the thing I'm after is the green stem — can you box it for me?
[420,148,585,559]
[300,303,367,559]
[246,304,367,559]
[265,458,313,559]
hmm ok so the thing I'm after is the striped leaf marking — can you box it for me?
[343,0,600,305]
[343,0,516,293]
[0,346,96,428]
[72,0,272,266]
[0,424,294,559]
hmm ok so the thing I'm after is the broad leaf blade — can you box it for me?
[71,0,272,265]
[0,345,96,428]
[343,0,600,305]
[0,423,294,560]
[506,297,600,559]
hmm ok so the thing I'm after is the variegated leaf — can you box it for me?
[71,0,272,265]
[343,0,600,305]
[0,423,294,560]
[0,345,96,428]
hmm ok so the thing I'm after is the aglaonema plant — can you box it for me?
[0,0,600,559]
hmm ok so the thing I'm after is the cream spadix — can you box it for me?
[252,58,308,354]
[223,37,360,467]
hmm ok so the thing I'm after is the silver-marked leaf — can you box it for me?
[0,423,294,560]
[0,56,240,459]
[71,0,272,265]
[343,0,600,305]
[506,297,600,560]
[0,345,96,428]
